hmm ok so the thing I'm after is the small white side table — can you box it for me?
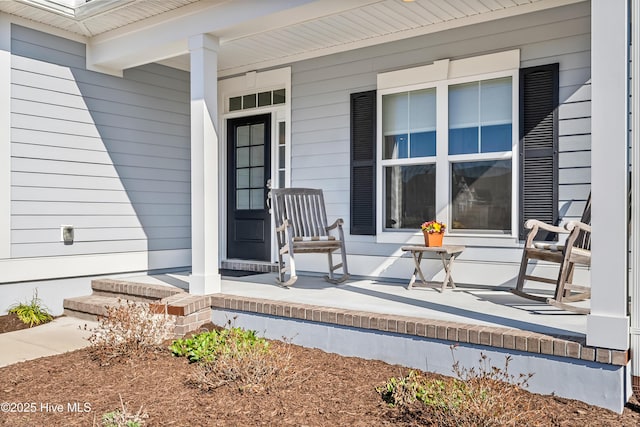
[401,245,465,292]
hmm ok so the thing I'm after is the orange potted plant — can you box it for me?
[421,220,446,247]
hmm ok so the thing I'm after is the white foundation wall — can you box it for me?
[213,309,629,414]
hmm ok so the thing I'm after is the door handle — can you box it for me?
[266,179,272,211]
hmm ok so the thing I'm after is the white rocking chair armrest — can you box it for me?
[325,218,344,231]
[524,219,568,234]
[523,219,569,248]
[276,219,294,233]
[565,220,591,234]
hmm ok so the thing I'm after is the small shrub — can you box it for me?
[192,340,293,392]
[377,349,541,426]
[170,327,268,363]
[89,300,174,364]
[101,395,148,427]
[8,290,53,327]
[172,327,293,392]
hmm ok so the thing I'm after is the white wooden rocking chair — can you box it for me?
[511,194,591,314]
[271,188,350,287]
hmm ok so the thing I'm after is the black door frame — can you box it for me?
[226,113,272,261]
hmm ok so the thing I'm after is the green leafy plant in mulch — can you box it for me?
[377,348,542,426]
[170,327,268,362]
[101,395,148,427]
[171,326,294,392]
[8,290,53,327]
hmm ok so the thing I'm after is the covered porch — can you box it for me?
[172,0,632,360]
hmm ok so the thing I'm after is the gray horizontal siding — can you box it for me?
[10,25,191,259]
[290,2,591,260]
[12,172,190,192]
[11,239,191,258]
[12,158,190,181]
[11,201,189,216]
[12,215,191,229]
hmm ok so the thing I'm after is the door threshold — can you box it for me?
[221,260,278,273]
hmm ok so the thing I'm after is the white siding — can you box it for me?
[289,2,591,280]
[10,25,191,258]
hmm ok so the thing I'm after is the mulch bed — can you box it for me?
[0,317,639,426]
[0,313,32,334]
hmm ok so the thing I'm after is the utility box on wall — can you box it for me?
[61,225,74,245]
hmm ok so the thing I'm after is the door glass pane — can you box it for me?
[236,126,250,146]
[384,164,436,229]
[250,167,264,187]
[250,189,264,209]
[236,189,250,210]
[236,147,250,167]
[250,145,264,166]
[278,121,286,188]
[451,160,511,232]
[251,123,264,146]
[237,169,249,189]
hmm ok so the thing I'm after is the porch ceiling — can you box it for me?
[0,0,587,76]
[0,0,207,36]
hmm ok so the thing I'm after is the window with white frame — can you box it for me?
[382,89,437,229]
[377,51,519,238]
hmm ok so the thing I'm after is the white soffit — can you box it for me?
[205,0,587,76]
[0,0,206,36]
[0,0,587,75]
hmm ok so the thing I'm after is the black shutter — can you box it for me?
[350,90,376,235]
[519,64,559,241]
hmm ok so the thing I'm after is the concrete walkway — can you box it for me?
[0,316,97,368]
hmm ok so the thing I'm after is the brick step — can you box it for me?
[63,294,123,321]
[90,279,185,302]
[63,284,212,336]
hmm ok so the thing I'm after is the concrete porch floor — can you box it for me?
[119,270,588,338]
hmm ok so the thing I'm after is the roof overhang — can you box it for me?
[0,0,588,77]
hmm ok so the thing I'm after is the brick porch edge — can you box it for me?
[156,293,629,366]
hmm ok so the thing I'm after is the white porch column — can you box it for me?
[189,34,221,295]
[632,0,640,390]
[587,0,630,350]
[0,16,11,259]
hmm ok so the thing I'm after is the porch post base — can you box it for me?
[189,272,221,295]
[587,314,630,350]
